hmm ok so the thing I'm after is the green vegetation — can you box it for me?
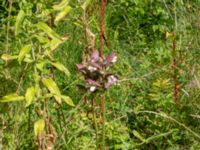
[1,0,200,149]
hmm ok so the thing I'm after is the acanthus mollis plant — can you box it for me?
[76,50,118,92]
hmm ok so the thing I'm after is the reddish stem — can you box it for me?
[100,1,106,149]
[172,32,180,104]
[100,0,105,59]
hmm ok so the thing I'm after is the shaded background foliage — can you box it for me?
[1,0,200,149]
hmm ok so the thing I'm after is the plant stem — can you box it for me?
[92,98,99,149]
[5,0,12,53]
[100,0,105,58]
[99,0,106,149]
[100,95,105,150]
[28,106,31,132]
[172,32,180,104]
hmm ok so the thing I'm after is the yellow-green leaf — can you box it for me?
[61,95,74,106]
[18,44,32,64]
[37,22,60,40]
[53,0,70,11]
[15,10,25,35]
[0,93,24,102]
[34,119,45,137]
[50,62,70,76]
[35,35,49,44]
[42,77,61,104]
[132,130,146,142]
[25,86,35,107]
[81,0,92,10]
[1,54,18,61]
[54,6,71,24]
[49,38,63,51]
[36,61,46,71]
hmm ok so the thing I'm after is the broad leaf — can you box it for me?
[37,22,60,40]
[50,62,70,76]
[49,38,63,51]
[18,44,32,64]
[53,0,70,11]
[42,78,61,104]
[0,93,24,102]
[1,54,18,61]
[25,86,35,107]
[36,61,46,71]
[15,10,25,35]
[35,34,49,44]
[61,95,74,106]
[34,119,45,137]
[54,6,72,24]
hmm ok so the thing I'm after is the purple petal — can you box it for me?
[105,52,117,66]
[89,62,102,69]
[107,75,118,84]
[86,79,101,87]
[104,75,118,89]
[76,64,85,70]
[90,50,99,62]
[104,82,111,89]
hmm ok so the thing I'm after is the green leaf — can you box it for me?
[1,54,18,61]
[0,93,24,102]
[81,0,92,10]
[45,36,68,51]
[132,130,146,142]
[54,6,72,24]
[53,0,70,11]
[37,22,60,40]
[49,38,63,51]
[61,95,74,106]
[34,119,45,137]
[15,10,25,35]
[145,130,175,143]
[152,25,159,32]
[35,35,49,44]
[42,77,62,104]
[36,61,47,71]
[18,44,32,64]
[50,61,70,76]
[25,86,35,107]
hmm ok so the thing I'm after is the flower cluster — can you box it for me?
[76,50,118,92]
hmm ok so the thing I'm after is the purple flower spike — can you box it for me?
[105,52,117,66]
[76,50,118,92]
[91,50,99,63]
